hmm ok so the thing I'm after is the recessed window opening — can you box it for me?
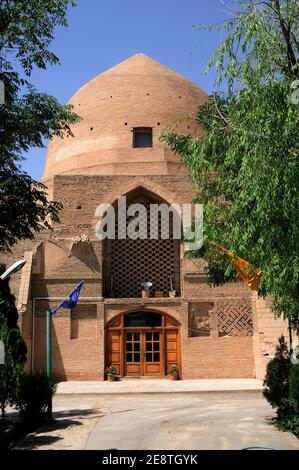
[124,312,162,327]
[133,127,153,148]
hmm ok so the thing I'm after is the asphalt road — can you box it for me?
[84,394,299,450]
[15,393,299,450]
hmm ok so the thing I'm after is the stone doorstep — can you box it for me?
[56,378,263,396]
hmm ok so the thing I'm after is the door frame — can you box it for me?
[124,329,164,377]
[105,310,181,378]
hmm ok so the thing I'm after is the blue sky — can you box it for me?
[22,0,234,180]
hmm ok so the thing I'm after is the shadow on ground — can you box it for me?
[14,408,103,450]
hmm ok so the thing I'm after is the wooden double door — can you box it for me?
[125,330,162,376]
[106,312,180,378]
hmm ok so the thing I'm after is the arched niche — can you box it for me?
[103,186,181,298]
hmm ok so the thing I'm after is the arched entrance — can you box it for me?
[103,187,181,299]
[106,310,181,377]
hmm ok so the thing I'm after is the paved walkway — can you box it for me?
[15,393,299,450]
[57,378,263,395]
[85,396,299,450]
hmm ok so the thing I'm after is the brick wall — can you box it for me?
[33,300,105,381]
[182,336,255,378]
[252,294,290,379]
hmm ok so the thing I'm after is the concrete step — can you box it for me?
[56,378,263,396]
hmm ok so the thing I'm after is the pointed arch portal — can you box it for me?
[103,186,181,298]
[106,310,181,377]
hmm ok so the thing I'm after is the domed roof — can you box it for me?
[43,54,208,180]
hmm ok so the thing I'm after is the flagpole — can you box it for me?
[46,309,53,419]
[45,281,84,420]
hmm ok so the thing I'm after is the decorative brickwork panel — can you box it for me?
[188,302,214,337]
[216,299,253,337]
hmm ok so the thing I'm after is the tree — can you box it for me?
[0,263,19,328]
[162,0,299,323]
[0,264,27,417]
[263,336,290,410]
[0,0,80,252]
[0,263,26,359]
[0,316,27,417]
[263,337,299,437]
[0,318,12,417]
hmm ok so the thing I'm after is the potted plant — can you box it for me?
[105,365,117,382]
[168,364,179,380]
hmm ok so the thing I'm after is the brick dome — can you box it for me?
[43,54,208,180]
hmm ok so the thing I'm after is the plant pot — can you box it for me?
[107,374,115,382]
[142,289,150,299]
[168,290,176,298]
[169,373,178,380]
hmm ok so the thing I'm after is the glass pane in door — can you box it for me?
[126,332,140,363]
[145,332,160,362]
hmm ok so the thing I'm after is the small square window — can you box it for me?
[133,127,153,148]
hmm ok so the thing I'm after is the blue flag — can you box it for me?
[51,281,84,315]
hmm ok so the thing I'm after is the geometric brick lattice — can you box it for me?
[108,197,180,298]
[111,238,177,298]
[216,299,253,337]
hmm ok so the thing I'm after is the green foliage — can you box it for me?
[0,316,27,417]
[105,365,117,376]
[14,370,57,428]
[0,263,20,328]
[278,414,299,438]
[162,0,299,322]
[203,0,299,94]
[0,267,27,417]
[0,0,80,252]
[169,364,179,376]
[263,337,299,438]
[277,363,299,437]
[0,319,13,417]
[0,159,63,252]
[263,336,290,409]
[289,363,299,414]
[0,1,77,75]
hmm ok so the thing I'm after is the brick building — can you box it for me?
[3,54,289,381]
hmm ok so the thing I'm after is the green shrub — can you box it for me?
[0,266,27,417]
[279,363,299,437]
[263,335,290,409]
[263,336,299,438]
[14,370,57,429]
[289,362,299,413]
[0,316,26,417]
[278,414,299,438]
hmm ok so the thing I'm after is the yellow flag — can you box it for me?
[212,242,262,292]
